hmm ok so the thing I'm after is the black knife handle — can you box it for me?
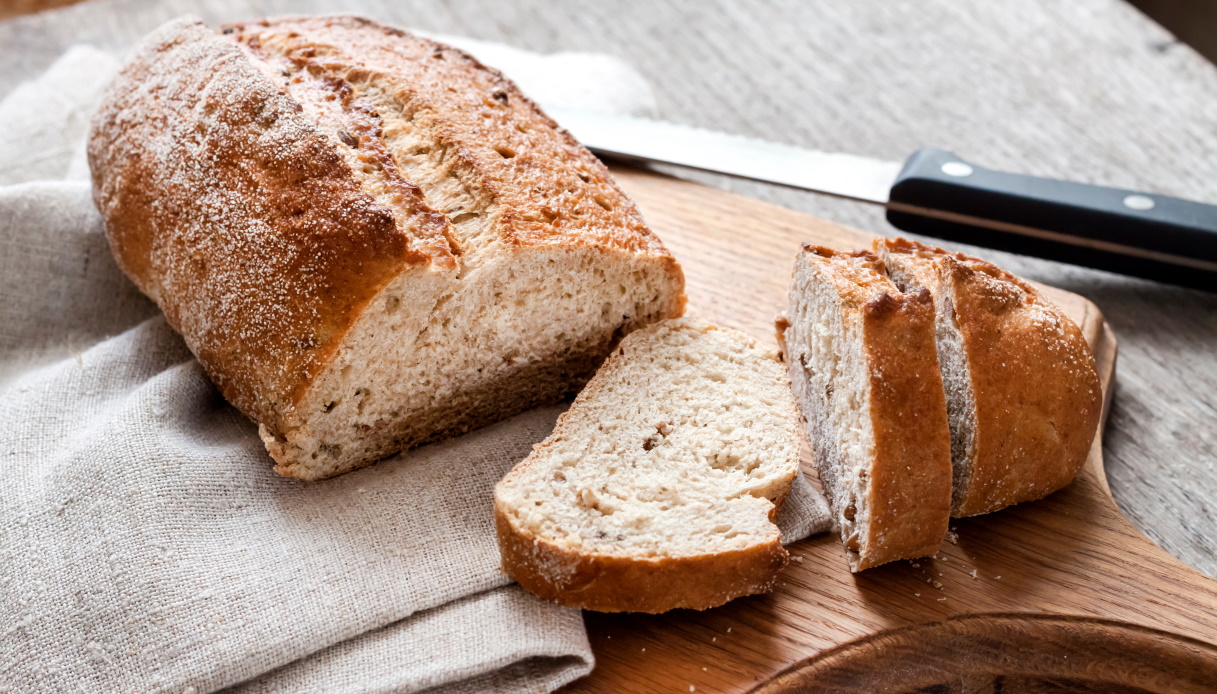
[885,148,1217,290]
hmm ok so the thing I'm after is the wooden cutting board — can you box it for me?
[560,166,1217,694]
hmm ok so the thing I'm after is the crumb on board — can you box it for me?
[937,597,946,602]
[915,593,921,597]
[726,627,732,633]
[995,575,1002,580]
[945,528,959,544]
[792,555,804,563]
[970,569,978,579]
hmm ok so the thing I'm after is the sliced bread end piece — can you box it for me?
[783,245,952,571]
[494,317,802,613]
[875,237,1102,517]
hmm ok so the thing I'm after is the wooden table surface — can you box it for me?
[2,0,1214,620]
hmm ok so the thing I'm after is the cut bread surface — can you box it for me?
[782,245,952,571]
[875,237,1102,517]
[495,317,802,613]
[268,249,680,480]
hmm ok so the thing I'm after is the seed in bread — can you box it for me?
[781,245,953,571]
[87,16,686,480]
[495,317,802,613]
[875,237,1102,517]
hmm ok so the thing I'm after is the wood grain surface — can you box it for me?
[0,0,1213,586]
[560,165,1217,694]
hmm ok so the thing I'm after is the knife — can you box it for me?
[549,108,1217,291]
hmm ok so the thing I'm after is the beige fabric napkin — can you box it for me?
[0,38,830,694]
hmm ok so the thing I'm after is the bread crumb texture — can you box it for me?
[495,317,801,612]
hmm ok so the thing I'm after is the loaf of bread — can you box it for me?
[88,16,685,480]
[875,238,1101,517]
[495,317,802,613]
[779,246,953,571]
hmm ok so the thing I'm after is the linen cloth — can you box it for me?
[0,37,830,694]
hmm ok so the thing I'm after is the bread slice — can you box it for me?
[780,245,952,571]
[494,317,802,613]
[875,238,1102,517]
[88,17,685,480]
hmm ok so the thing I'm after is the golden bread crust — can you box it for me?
[224,15,668,257]
[88,18,422,434]
[876,238,1102,517]
[858,283,954,567]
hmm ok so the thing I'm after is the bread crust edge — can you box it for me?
[855,286,953,569]
[494,503,789,614]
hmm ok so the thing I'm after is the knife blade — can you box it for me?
[549,107,1217,291]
